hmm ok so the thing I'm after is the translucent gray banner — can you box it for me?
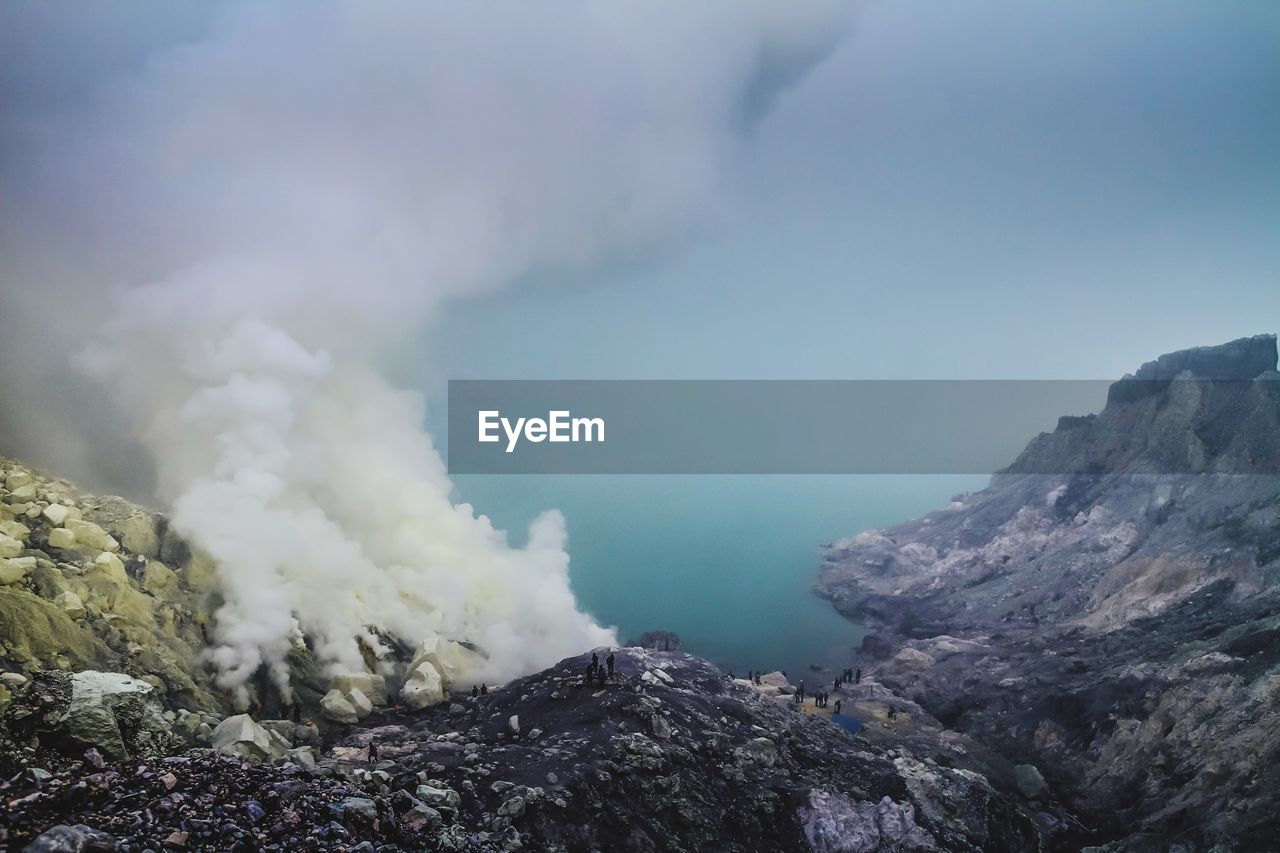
[446,379,1280,474]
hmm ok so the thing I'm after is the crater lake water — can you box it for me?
[452,474,986,679]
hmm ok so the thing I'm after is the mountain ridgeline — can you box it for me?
[817,334,1280,851]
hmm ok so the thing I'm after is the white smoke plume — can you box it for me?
[0,1,851,700]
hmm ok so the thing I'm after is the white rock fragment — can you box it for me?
[0,556,36,585]
[348,686,373,719]
[57,590,86,618]
[66,519,119,552]
[47,528,76,549]
[0,533,23,559]
[42,504,70,526]
[92,551,127,580]
[4,471,33,491]
[0,520,29,541]
[321,688,360,724]
[401,661,445,710]
[5,484,37,503]
[329,672,388,706]
[210,714,291,763]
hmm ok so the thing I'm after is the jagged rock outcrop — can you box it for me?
[0,669,181,763]
[0,455,422,730]
[0,456,233,715]
[1,648,1044,851]
[816,335,1280,851]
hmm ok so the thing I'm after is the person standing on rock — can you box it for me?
[855,668,861,684]
[481,683,488,695]
[591,652,599,671]
[834,700,842,715]
[606,653,615,677]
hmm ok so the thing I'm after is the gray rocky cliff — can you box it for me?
[816,335,1280,851]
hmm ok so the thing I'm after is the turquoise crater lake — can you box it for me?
[453,474,986,679]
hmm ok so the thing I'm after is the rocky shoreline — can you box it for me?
[817,336,1280,852]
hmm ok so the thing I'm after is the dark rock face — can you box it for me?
[2,648,1043,852]
[816,336,1280,852]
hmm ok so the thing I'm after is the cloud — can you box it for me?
[0,0,851,700]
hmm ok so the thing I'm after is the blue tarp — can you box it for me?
[831,714,862,735]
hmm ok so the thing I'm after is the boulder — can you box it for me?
[733,737,778,768]
[141,560,177,595]
[402,803,443,832]
[320,688,360,724]
[42,504,70,526]
[329,672,388,706]
[65,520,118,553]
[401,660,446,710]
[210,714,291,763]
[4,470,33,491]
[0,519,30,541]
[407,635,481,689]
[5,483,37,504]
[0,532,24,558]
[799,791,939,853]
[24,823,117,852]
[56,590,86,619]
[890,647,936,672]
[287,745,317,767]
[348,686,373,719]
[63,671,169,760]
[416,784,461,809]
[117,512,160,559]
[1014,764,1047,800]
[47,527,76,549]
[0,556,36,585]
[90,551,126,581]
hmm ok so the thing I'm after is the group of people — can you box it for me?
[584,651,615,686]
[835,667,861,687]
[469,683,489,698]
[739,664,862,718]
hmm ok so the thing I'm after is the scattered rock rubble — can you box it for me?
[1,649,1046,851]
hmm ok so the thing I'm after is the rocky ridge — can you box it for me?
[2,649,1047,851]
[816,335,1280,851]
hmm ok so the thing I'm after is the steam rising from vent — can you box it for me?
[0,1,851,700]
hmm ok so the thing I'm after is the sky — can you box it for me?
[427,1,1280,386]
[2,0,1279,467]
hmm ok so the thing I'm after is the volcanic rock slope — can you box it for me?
[816,335,1280,852]
[2,650,1043,852]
